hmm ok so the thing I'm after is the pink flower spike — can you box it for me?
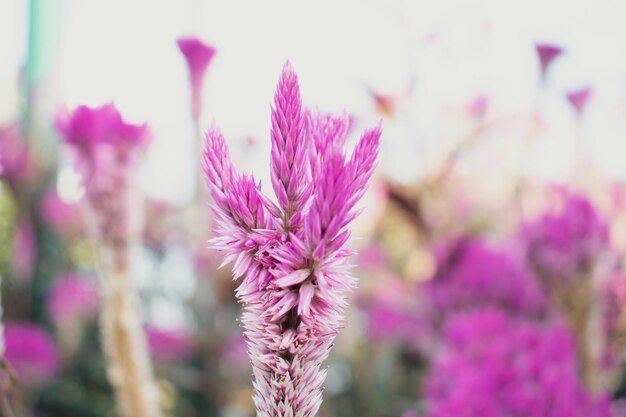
[203,62,381,417]
[274,268,311,288]
[567,87,592,118]
[270,61,309,230]
[177,37,216,122]
[535,43,563,81]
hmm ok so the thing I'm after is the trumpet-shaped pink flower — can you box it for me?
[56,103,151,248]
[567,87,592,118]
[204,62,381,417]
[535,43,563,81]
[177,37,216,121]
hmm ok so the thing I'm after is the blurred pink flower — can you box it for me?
[56,103,151,247]
[145,325,194,362]
[425,309,610,417]
[466,94,489,120]
[39,189,83,234]
[567,87,592,118]
[177,37,216,122]
[357,245,389,269]
[4,322,60,384]
[535,43,563,81]
[221,332,248,365]
[521,191,608,281]
[367,297,425,347]
[425,238,548,321]
[46,272,99,324]
[56,103,150,159]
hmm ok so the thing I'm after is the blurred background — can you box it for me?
[2,0,626,416]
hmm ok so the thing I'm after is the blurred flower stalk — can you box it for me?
[56,104,162,417]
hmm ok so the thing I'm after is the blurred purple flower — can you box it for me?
[204,62,381,417]
[4,322,60,385]
[47,272,99,324]
[177,37,216,122]
[56,103,151,248]
[535,43,563,81]
[521,192,608,281]
[567,87,592,118]
[423,238,548,322]
[145,325,194,362]
[425,309,610,417]
[56,103,150,156]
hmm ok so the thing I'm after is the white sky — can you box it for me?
[2,0,626,202]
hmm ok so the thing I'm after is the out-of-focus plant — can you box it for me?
[424,309,611,417]
[56,103,162,417]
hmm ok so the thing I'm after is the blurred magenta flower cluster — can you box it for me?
[425,309,611,417]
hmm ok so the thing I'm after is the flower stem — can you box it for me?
[98,247,162,417]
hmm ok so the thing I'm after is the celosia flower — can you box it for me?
[46,272,99,324]
[57,104,160,417]
[356,244,389,269]
[423,238,548,323]
[521,192,608,281]
[4,322,60,385]
[204,62,381,417]
[56,103,149,156]
[535,43,563,81]
[567,87,592,118]
[177,37,216,122]
[424,309,610,417]
[56,103,151,248]
[145,325,194,362]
